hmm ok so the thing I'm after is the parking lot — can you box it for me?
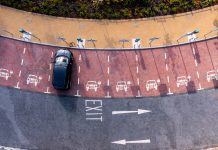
[0,36,218,98]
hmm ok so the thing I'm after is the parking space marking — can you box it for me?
[167,76,170,83]
[194,59,198,66]
[23,48,26,54]
[136,66,139,73]
[78,78,80,85]
[49,64,52,70]
[192,47,196,54]
[75,90,81,97]
[51,51,54,58]
[135,54,138,61]
[108,55,110,62]
[18,70,21,77]
[168,88,173,95]
[107,67,110,74]
[78,66,81,73]
[137,78,139,85]
[165,64,168,71]
[196,71,200,78]
[21,59,24,65]
[44,87,51,94]
[48,75,51,81]
[136,90,141,97]
[79,54,81,61]
[105,91,111,98]
[198,83,203,90]
[14,82,20,89]
[164,53,167,59]
[107,79,110,86]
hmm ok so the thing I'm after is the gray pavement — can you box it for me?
[0,86,218,150]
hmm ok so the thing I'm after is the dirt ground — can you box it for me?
[0,5,218,48]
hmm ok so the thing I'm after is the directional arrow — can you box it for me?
[112,109,151,115]
[112,139,150,145]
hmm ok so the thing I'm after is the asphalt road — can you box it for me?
[0,86,218,150]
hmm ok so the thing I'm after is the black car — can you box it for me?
[52,49,73,90]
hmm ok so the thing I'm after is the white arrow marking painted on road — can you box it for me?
[112,139,150,145]
[112,109,151,115]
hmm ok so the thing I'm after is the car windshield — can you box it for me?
[56,56,68,64]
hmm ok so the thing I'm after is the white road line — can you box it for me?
[136,66,139,73]
[21,59,24,65]
[167,88,173,95]
[107,79,110,86]
[23,48,26,54]
[75,90,81,97]
[14,82,20,89]
[48,75,51,81]
[165,53,167,59]
[136,90,142,97]
[137,78,140,85]
[198,83,203,90]
[44,87,51,94]
[108,67,110,74]
[167,76,170,83]
[78,78,80,85]
[79,54,81,61]
[196,71,200,78]
[194,59,198,66]
[136,55,138,62]
[192,47,196,54]
[78,66,81,73]
[18,70,21,77]
[51,51,54,58]
[49,64,52,70]
[108,56,110,62]
[166,64,168,71]
[105,91,111,98]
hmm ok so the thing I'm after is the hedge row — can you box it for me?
[0,0,217,19]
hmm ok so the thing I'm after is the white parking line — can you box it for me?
[48,75,51,81]
[49,64,52,70]
[51,51,54,58]
[167,88,173,95]
[196,71,200,78]
[136,90,142,97]
[108,55,110,62]
[136,55,138,62]
[78,66,81,73]
[192,47,196,54]
[78,78,80,85]
[166,64,168,71]
[79,54,81,61]
[108,67,110,74]
[167,76,170,83]
[75,90,81,97]
[137,78,140,85]
[107,79,110,86]
[21,59,24,65]
[194,59,198,66]
[23,48,26,54]
[44,87,51,94]
[105,91,111,98]
[18,70,21,77]
[136,66,139,73]
[198,83,203,90]
[165,53,167,59]
[14,82,20,89]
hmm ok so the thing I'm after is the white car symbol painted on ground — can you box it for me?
[206,70,218,82]
[116,81,131,92]
[26,74,42,86]
[86,81,101,92]
[0,68,13,80]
